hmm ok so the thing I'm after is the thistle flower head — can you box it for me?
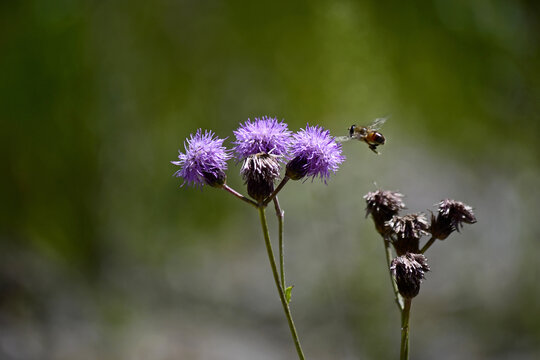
[285,124,345,183]
[387,213,429,255]
[431,199,477,239]
[365,190,406,217]
[390,253,430,299]
[233,116,291,159]
[387,213,430,241]
[240,153,281,201]
[364,190,406,236]
[171,129,232,188]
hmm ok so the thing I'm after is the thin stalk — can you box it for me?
[420,236,436,254]
[258,206,305,360]
[273,196,285,290]
[400,298,412,360]
[383,236,404,311]
[222,184,258,208]
[263,176,290,206]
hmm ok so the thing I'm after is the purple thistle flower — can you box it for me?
[233,116,292,159]
[171,129,232,188]
[286,125,345,182]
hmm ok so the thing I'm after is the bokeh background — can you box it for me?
[2,1,540,359]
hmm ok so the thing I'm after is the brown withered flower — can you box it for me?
[386,213,429,255]
[240,153,281,202]
[390,253,430,299]
[430,199,477,240]
[364,190,406,236]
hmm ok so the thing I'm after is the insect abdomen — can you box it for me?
[367,132,385,145]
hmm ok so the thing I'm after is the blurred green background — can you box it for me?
[2,0,540,359]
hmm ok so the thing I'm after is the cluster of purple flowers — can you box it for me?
[171,116,345,195]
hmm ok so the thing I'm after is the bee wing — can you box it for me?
[367,117,387,131]
[335,135,352,143]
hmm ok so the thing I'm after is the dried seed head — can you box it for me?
[386,213,429,255]
[390,253,430,299]
[240,153,281,201]
[364,190,406,236]
[431,199,477,240]
[387,213,430,241]
[364,190,406,217]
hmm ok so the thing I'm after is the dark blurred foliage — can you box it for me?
[1,1,540,359]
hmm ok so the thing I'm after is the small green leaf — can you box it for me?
[285,285,294,304]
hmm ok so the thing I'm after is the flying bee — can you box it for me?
[336,117,387,154]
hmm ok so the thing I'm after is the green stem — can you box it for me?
[257,206,305,360]
[400,298,412,360]
[384,236,404,311]
[273,196,286,291]
[222,184,258,208]
[420,236,436,254]
[263,176,290,206]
